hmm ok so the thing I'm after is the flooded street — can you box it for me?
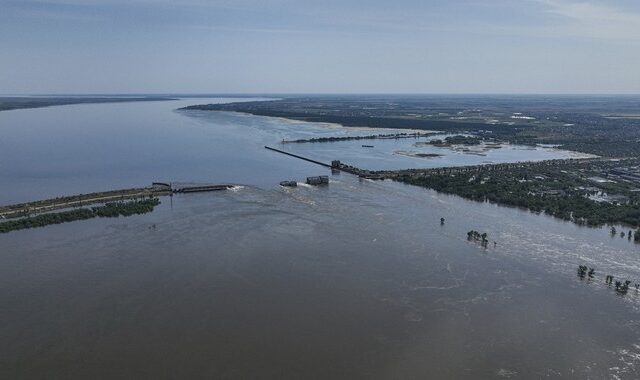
[1,99,640,378]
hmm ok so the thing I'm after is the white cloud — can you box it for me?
[19,0,289,8]
[533,0,640,40]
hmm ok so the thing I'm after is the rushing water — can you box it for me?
[1,98,640,379]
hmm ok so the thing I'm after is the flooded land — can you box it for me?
[2,97,640,379]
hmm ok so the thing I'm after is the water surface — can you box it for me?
[1,98,640,379]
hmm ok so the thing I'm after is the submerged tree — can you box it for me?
[577,265,588,279]
[467,230,491,248]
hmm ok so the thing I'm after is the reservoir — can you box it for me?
[1,98,640,378]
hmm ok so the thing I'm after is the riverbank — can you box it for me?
[281,132,435,144]
[392,157,640,228]
[180,97,640,158]
[0,198,161,233]
[4,96,640,379]
[0,96,174,112]
[0,183,235,220]
[0,185,171,219]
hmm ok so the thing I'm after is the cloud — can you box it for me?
[14,0,289,9]
[8,0,640,43]
[533,0,640,41]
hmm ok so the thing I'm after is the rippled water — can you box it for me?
[279,133,588,171]
[1,98,640,379]
[183,109,588,171]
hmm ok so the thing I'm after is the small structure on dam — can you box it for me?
[306,176,329,185]
[279,180,298,187]
[152,182,172,192]
[172,184,234,193]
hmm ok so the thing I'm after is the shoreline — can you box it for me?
[0,96,176,112]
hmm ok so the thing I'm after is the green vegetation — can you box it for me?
[467,230,489,247]
[577,265,595,279]
[182,103,498,133]
[0,198,160,234]
[0,96,174,112]
[182,96,640,158]
[580,266,640,297]
[91,198,160,217]
[396,159,640,227]
[283,132,432,144]
[429,135,483,146]
[0,186,170,219]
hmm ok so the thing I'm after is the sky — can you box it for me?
[1,0,639,94]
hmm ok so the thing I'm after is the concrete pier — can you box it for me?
[264,146,331,168]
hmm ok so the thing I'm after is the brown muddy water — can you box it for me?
[1,98,640,379]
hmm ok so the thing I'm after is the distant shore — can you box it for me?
[0,96,175,112]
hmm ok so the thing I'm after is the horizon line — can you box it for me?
[2,92,640,97]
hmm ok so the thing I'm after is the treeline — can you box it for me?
[429,135,483,146]
[0,198,160,234]
[557,141,640,158]
[180,103,502,132]
[0,187,155,218]
[181,99,640,158]
[0,96,174,112]
[283,132,432,144]
[397,171,640,227]
[92,198,160,217]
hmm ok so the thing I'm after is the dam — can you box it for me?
[0,182,235,219]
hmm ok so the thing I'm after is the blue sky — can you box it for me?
[1,0,639,94]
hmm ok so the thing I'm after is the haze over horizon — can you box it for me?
[2,0,639,95]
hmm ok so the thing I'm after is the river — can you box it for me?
[1,97,639,379]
